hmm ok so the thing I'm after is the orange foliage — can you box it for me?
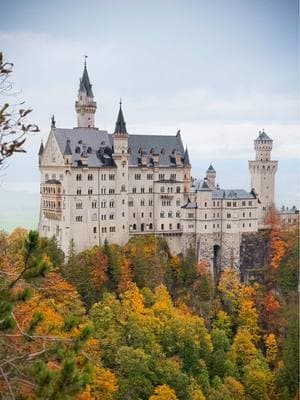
[117,258,132,294]
[265,208,288,269]
[91,249,108,289]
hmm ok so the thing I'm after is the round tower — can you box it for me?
[75,58,97,128]
[206,164,216,187]
[249,130,278,227]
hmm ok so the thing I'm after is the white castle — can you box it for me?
[38,62,277,275]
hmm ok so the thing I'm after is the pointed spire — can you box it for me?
[51,114,56,128]
[38,140,44,156]
[114,101,127,135]
[207,164,215,172]
[183,146,190,166]
[64,139,72,155]
[79,57,93,97]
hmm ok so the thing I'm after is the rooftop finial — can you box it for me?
[51,114,56,128]
[120,98,122,107]
[84,54,88,67]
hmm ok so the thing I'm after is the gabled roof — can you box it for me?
[79,62,93,97]
[114,103,127,134]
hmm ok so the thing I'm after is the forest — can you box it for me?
[0,210,298,400]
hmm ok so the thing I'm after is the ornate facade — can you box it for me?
[38,63,278,275]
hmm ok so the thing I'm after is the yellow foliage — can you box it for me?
[149,384,178,400]
[224,376,245,399]
[230,328,258,369]
[264,333,278,364]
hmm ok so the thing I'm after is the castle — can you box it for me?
[38,62,278,275]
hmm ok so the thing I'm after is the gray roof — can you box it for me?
[212,189,256,200]
[207,164,215,172]
[183,148,190,166]
[38,141,44,155]
[114,103,127,134]
[64,139,72,155]
[256,130,272,141]
[127,132,185,167]
[79,62,93,97]
[53,128,114,168]
[52,127,185,168]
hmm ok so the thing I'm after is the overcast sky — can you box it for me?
[0,0,299,231]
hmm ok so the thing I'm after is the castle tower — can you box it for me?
[249,130,278,226]
[75,59,97,128]
[206,164,216,187]
[112,101,130,245]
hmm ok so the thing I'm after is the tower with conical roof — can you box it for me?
[75,59,97,128]
[112,101,128,154]
[249,130,278,226]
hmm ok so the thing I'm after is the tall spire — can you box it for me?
[79,57,93,97]
[75,56,97,128]
[114,100,127,135]
[183,147,190,166]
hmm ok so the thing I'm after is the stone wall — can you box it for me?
[240,230,270,283]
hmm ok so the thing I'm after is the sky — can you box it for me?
[0,0,299,231]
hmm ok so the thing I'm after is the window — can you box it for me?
[147,173,153,180]
[205,213,207,219]
[161,224,164,230]
[92,201,97,208]
[227,223,231,229]
[129,199,134,207]
[132,187,137,193]
[177,223,180,229]
[149,187,153,193]
[101,188,106,194]
[249,212,252,217]
[176,199,180,206]
[242,223,245,228]
[109,188,115,194]
[76,174,81,181]
[204,202,207,207]
[160,212,164,218]
[169,223,172,230]
[101,214,106,220]
[227,202,231,207]
[101,227,107,233]
[149,199,153,206]
[101,201,106,208]
[242,201,246,206]
[121,185,126,192]
[132,224,137,230]
[233,201,237,207]
[109,214,114,220]
[149,223,153,229]
[135,173,141,180]
[249,223,252,227]
[176,211,180,217]
[101,174,106,180]
[141,187,145,193]
[110,227,116,232]
[109,200,114,208]
[140,199,145,206]
[88,188,93,195]
[141,212,144,218]
[77,188,82,195]
[76,216,83,222]
[248,200,252,206]
[205,225,207,229]
[149,212,152,218]
[109,174,115,180]
[176,186,180,193]
[160,186,165,193]
[88,174,93,181]
[213,201,215,207]
[76,202,82,209]
[227,213,231,218]
[188,213,194,218]
[168,211,172,218]
[159,173,165,180]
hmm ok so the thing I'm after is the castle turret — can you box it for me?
[75,59,97,128]
[112,101,128,154]
[249,130,278,227]
[206,164,216,187]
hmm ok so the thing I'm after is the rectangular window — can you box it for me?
[227,213,231,218]
[161,224,164,230]
[242,201,246,206]
[227,202,231,207]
